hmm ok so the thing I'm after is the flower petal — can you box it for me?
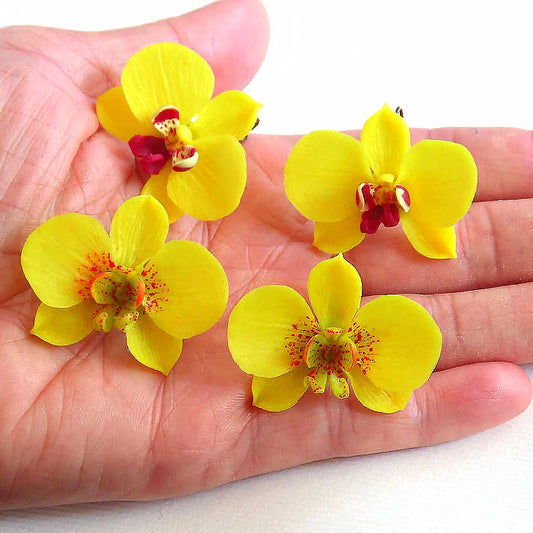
[354,295,442,392]
[126,313,183,375]
[110,195,168,267]
[191,90,262,140]
[252,364,310,412]
[21,214,111,308]
[31,301,97,346]
[313,210,365,253]
[400,212,457,259]
[228,285,316,378]
[284,130,372,222]
[347,368,411,413]
[141,167,184,224]
[143,240,228,339]
[96,86,155,142]
[308,255,362,330]
[167,135,246,221]
[360,103,410,176]
[121,43,214,125]
[398,140,478,227]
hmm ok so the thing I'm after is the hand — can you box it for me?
[0,0,531,510]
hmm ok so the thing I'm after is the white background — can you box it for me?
[1,0,532,531]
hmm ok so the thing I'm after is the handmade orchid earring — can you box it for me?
[96,42,261,222]
[284,104,478,259]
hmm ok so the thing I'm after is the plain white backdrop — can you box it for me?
[0,0,532,531]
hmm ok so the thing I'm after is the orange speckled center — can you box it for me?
[75,252,168,332]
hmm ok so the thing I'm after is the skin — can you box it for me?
[0,0,532,510]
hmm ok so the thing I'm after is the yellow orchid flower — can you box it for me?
[284,104,478,259]
[96,43,262,222]
[21,196,228,375]
[228,255,441,413]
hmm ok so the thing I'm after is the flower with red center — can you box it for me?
[96,43,261,222]
[228,255,442,412]
[284,104,478,258]
[21,196,228,374]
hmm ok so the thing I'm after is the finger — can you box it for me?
[84,0,269,96]
[410,127,533,202]
[2,0,269,98]
[404,282,533,370]
[259,126,532,202]
[243,362,531,477]
[345,197,533,295]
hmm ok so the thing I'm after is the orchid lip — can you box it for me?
[356,181,411,233]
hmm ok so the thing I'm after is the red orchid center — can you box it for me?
[128,105,198,175]
[356,174,410,234]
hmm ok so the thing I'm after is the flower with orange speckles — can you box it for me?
[96,42,261,223]
[21,196,228,375]
[284,104,478,259]
[228,255,442,413]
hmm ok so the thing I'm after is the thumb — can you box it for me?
[87,0,269,95]
[1,0,269,98]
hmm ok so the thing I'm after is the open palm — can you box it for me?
[0,0,531,510]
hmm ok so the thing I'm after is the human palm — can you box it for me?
[0,0,531,510]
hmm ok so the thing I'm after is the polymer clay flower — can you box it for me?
[21,196,228,375]
[96,43,261,222]
[284,104,478,258]
[228,255,441,412]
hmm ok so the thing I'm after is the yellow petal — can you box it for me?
[360,103,411,176]
[354,295,442,392]
[228,285,316,378]
[21,214,111,308]
[328,372,350,399]
[347,368,411,413]
[143,240,228,339]
[400,211,457,259]
[31,301,97,346]
[191,90,262,140]
[313,210,365,253]
[110,195,168,267]
[308,255,361,330]
[126,313,183,375]
[141,168,184,224]
[398,140,478,227]
[284,130,372,222]
[121,43,214,125]
[167,135,246,221]
[252,364,309,412]
[96,86,155,142]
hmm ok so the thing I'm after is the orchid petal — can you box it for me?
[191,90,261,140]
[167,135,246,221]
[31,301,97,346]
[121,43,214,126]
[21,214,111,308]
[308,255,361,330]
[284,130,372,222]
[347,368,412,413]
[252,364,309,412]
[143,240,228,339]
[361,103,410,176]
[398,140,477,227]
[228,285,316,378]
[141,167,185,224]
[354,295,442,392]
[313,210,365,253]
[126,313,183,375]
[110,195,168,268]
[401,211,457,259]
[96,86,155,142]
